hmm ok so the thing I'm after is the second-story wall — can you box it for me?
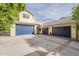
[19,11,36,23]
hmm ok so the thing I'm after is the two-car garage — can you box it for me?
[42,26,71,38]
[16,25,34,35]
[41,17,78,39]
[52,26,71,38]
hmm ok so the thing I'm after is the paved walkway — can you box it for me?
[0,35,79,56]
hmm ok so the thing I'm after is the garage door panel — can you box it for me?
[52,26,71,37]
[42,28,48,35]
[16,25,33,35]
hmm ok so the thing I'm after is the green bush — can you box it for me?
[0,3,26,31]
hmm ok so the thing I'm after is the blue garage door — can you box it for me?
[16,25,34,35]
[52,26,71,38]
[42,28,48,35]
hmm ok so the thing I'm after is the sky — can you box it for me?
[26,3,76,22]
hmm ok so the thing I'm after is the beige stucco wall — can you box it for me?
[39,25,43,34]
[34,25,37,34]
[19,12,36,23]
[48,26,52,35]
[71,24,77,40]
[10,23,16,36]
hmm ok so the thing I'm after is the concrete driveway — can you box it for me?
[0,35,79,56]
[0,35,36,56]
[25,35,79,56]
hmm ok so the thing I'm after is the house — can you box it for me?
[39,17,79,40]
[0,10,42,36]
[0,10,78,40]
[10,11,43,36]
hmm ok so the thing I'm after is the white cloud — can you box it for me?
[27,3,77,22]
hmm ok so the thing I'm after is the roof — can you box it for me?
[43,17,76,26]
[15,21,41,25]
[26,10,35,18]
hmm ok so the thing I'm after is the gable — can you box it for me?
[19,11,36,23]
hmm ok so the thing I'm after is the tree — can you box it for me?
[0,3,26,31]
[72,4,79,21]
[72,4,79,40]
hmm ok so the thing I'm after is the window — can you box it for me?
[23,13,29,18]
